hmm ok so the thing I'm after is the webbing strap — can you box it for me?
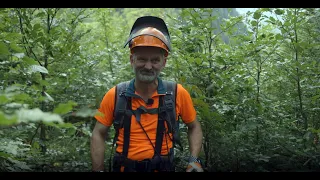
[122,97,132,172]
[132,106,159,122]
[111,79,182,172]
[155,95,165,157]
[163,81,183,151]
[112,81,130,148]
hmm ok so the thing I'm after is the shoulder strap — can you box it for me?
[109,81,131,172]
[113,81,130,131]
[162,80,183,151]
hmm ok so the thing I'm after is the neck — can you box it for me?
[134,78,158,99]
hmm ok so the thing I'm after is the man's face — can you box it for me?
[130,46,167,84]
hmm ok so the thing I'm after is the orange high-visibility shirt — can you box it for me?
[94,78,196,161]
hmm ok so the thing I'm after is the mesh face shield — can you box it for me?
[124,16,171,53]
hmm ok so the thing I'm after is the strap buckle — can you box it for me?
[164,99,173,110]
[165,91,173,95]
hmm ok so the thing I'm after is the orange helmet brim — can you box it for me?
[130,35,168,56]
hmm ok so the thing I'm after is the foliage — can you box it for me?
[0,8,319,172]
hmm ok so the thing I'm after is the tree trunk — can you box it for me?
[293,9,308,130]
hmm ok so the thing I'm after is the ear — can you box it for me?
[163,57,167,67]
[130,54,134,65]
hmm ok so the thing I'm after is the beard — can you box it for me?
[133,67,160,84]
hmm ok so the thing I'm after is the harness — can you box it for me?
[108,79,183,172]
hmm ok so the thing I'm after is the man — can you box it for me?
[90,16,203,172]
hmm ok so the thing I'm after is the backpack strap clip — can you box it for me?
[164,98,174,110]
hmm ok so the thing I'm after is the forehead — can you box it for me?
[132,46,164,56]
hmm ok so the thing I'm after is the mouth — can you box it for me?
[140,71,154,75]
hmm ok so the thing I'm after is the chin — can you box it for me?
[138,75,157,84]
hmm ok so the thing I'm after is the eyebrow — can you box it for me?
[135,54,162,59]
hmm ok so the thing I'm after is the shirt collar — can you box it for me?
[125,77,166,97]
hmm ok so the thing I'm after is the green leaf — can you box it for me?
[44,121,75,129]
[31,30,37,38]
[269,16,276,22]
[195,58,201,65]
[39,80,50,86]
[16,108,63,123]
[67,128,76,136]
[216,56,225,64]
[0,42,10,55]
[38,96,46,101]
[32,141,40,149]
[74,107,98,118]
[23,57,38,65]
[0,152,12,158]
[36,12,46,17]
[38,30,45,36]
[251,20,258,26]
[53,101,77,115]
[253,12,261,20]
[275,34,282,40]
[0,111,18,125]
[311,94,320,103]
[5,32,22,41]
[29,65,48,74]
[274,9,284,15]
[13,93,31,102]
[7,158,31,170]
[5,84,23,93]
[54,122,75,128]
[284,21,290,27]
[33,23,41,31]
[0,95,9,104]
[10,43,24,53]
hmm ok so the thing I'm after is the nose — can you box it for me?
[144,60,152,70]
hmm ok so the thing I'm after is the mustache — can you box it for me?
[139,69,155,74]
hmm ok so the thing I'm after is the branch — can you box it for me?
[276,138,311,158]
[273,11,297,49]
[15,8,42,66]
[211,17,243,41]
[274,52,298,82]
[261,39,286,65]
[245,63,258,82]
[49,8,59,28]
[30,8,37,16]
[47,60,55,65]
[16,9,29,56]
[303,155,320,166]
[78,10,92,22]
[31,50,43,66]
[71,8,85,25]
[29,123,41,145]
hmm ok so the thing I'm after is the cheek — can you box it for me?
[153,64,164,71]
[132,62,145,71]
[134,63,145,68]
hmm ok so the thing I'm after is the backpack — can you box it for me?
[108,79,183,171]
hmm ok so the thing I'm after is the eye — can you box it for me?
[137,58,147,63]
[151,58,160,63]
